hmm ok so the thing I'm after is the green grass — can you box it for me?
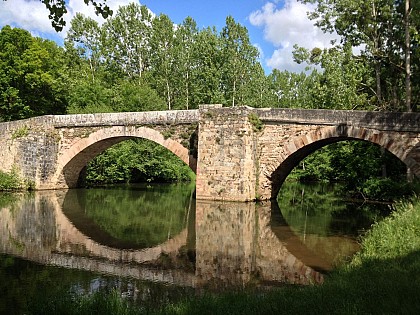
[26,198,420,315]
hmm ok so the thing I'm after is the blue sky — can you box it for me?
[139,0,278,68]
[0,0,338,72]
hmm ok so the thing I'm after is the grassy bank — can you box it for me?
[26,198,420,315]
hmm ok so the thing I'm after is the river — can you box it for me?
[0,181,391,313]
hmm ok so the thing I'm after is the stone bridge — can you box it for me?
[0,105,419,201]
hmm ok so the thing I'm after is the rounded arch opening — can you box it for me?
[55,126,197,189]
[269,125,418,200]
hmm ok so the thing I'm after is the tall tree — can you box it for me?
[150,14,176,110]
[193,27,225,105]
[0,26,67,121]
[268,69,312,108]
[300,0,418,111]
[243,63,276,108]
[404,0,412,111]
[101,3,153,80]
[173,17,200,109]
[66,13,103,84]
[294,44,369,109]
[220,16,260,107]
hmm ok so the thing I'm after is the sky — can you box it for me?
[0,0,339,73]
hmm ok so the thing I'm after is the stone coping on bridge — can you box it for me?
[51,110,200,127]
[255,108,420,132]
[1,107,419,132]
[0,110,200,132]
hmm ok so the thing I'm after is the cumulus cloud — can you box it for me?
[0,0,136,38]
[249,0,340,72]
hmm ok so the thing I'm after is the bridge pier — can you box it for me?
[195,105,260,202]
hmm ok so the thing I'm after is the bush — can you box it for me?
[360,178,414,201]
[0,169,24,191]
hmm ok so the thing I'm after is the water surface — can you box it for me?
[0,182,388,313]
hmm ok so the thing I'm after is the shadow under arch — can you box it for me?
[269,124,418,199]
[53,126,196,188]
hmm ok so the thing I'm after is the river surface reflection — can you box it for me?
[0,183,388,311]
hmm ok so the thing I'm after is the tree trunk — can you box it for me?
[375,61,382,105]
[405,0,413,112]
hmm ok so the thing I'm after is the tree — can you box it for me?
[66,13,103,84]
[101,3,153,80]
[294,44,369,109]
[403,0,412,111]
[150,14,176,110]
[172,17,200,109]
[242,63,276,108]
[193,26,225,105]
[30,0,113,31]
[300,0,419,111]
[268,69,312,108]
[0,26,67,121]
[220,16,259,106]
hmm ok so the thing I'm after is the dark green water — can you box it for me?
[0,182,390,313]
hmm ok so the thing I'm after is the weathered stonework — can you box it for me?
[195,106,259,201]
[0,110,199,190]
[255,109,420,199]
[0,107,419,201]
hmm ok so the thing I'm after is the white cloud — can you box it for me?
[0,0,137,39]
[249,0,340,72]
[0,0,52,33]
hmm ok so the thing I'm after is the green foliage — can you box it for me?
[351,198,420,264]
[0,26,67,121]
[39,0,113,32]
[247,112,263,132]
[360,178,414,201]
[290,140,413,201]
[84,139,194,185]
[64,5,267,110]
[11,125,29,139]
[291,44,370,110]
[0,169,24,191]
[299,0,419,111]
[220,16,260,107]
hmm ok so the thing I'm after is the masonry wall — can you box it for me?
[195,106,258,201]
[0,117,59,188]
[0,111,199,190]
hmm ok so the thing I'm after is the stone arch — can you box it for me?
[53,126,194,189]
[268,125,420,199]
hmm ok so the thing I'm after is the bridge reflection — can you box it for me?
[0,190,324,289]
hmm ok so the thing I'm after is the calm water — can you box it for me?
[0,182,390,313]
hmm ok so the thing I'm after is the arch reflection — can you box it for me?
[0,188,324,289]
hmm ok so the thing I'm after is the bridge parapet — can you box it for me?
[50,110,199,127]
[256,108,420,132]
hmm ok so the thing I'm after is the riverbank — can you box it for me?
[25,197,420,315]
